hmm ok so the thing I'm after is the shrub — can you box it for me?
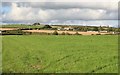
[52,30,58,35]
[33,23,40,25]
[96,34,101,35]
[79,34,82,35]
[29,32,32,35]
[61,32,65,35]
[74,32,79,35]
[47,33,52,35]
[43,25,52,29]
[2,30,24,35]
[51,28,57,30]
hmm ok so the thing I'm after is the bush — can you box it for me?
[51,28,57,30]
[33,23,40,25]
[2,30,24,35]
[96,34,101,35]
[52,30,58,35]
[47,33,52,35]
[61,32,65,35]
[43,25,52,29]
[74,32,79,35]
[29,32,32,35]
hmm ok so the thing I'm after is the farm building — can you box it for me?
[57,26,74,31]
[63,26,74,31]
[99,31,108,33]
[0,30,1,34]
[57,27,64,31]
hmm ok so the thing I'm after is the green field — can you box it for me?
[2,35,118,73]
[2,24,43,28]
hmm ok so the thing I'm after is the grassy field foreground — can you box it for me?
[2,35,118,73]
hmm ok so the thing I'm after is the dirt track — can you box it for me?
[0,28,18,30]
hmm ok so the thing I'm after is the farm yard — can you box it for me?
[2,35,118,73]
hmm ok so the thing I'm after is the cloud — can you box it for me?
[2,0,119,2]
[27,2,118,11]
[2,2,118,27]
[2,3,50,23]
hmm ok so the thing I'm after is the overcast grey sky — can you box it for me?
[1,0,119,27]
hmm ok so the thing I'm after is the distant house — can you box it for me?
[99,31,108,33]
[57,27,64,31]
[112,32,115,34]
[57,26,73,31]
[64,27,70,30]
[63,26,73,31]
[57,27,63,31]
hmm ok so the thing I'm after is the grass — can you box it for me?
[2,24,44,28]
[2,35,118,73]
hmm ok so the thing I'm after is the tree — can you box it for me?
[33,23,40,25]
[43,25,52,29]
[61,32,65,35]
[107,27,113,32]
[74,32,79,35]
[93,27,98,31]
[83,26,88,32]
[98,26,103,32]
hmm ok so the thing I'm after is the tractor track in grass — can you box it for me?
[41,54,73,71]
[41,52,93,71]
[41,52,85,71]
[90,63,118,73]
[90,56,118,73]
[74,56,91,63]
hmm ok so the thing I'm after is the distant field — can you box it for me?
[2,35,118,73]
[2,25,43,28]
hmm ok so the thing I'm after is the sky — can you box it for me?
[1,0,119,27]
